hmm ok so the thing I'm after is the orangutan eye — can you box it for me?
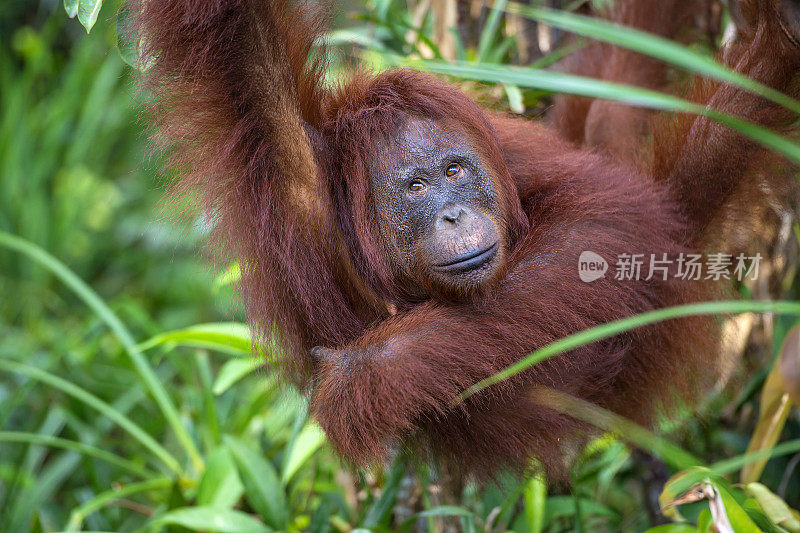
[408,179,428,194]
[445,163,463,178]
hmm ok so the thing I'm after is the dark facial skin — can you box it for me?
[371,117,506,295]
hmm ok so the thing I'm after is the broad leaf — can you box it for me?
[154,507,271,532]
[64,0,78,18]
[224,436,287,530]
[281,422,326,483]
[213,358,262,395]
[196,447,244,508]
[747,483,800,533]
[77,0,103,33]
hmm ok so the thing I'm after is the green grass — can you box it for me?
[1,1,800,532]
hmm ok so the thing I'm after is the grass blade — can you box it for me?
[66,477,173,532]
[506,2,800,115]
[0,431,152,478]
[0,359,181,474]
[456,300,800,402]
[0,231,203,472]
[476,0,508,62]
[531,387,701,470]
[711,438,800,477]
[395,60,800,165]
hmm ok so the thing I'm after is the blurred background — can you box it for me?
[0,0,799,531]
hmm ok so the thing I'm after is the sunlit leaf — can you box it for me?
[715,484,761,533]
[212,261,241,292]
[137,322,253,356]
[64,0,78,18]
[747,483,800,533]
[196,447,244,508]
[213,358,262,395]
[740,359,793,483]
[741,498,785,533]
[281,422,326,483]
[153,507,271,532]
[77,0,103,33]
[523,475,546,533]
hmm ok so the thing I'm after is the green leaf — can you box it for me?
[711,439,800,476]
[641,526,696,533]
[542,496,618,528]
[397,59,800,166]
[476,0,508,62]
[67,478,173,531]
[77,0,103,33]
[0,431,151,478]
[213,358,261,395]
[64,0,79,18]
[361,457,406,528]
[197,447,244,508]
[115,6,138,68]
[659,468,714,521]
[506,3,800,114]
[716,484,762,533]
[698,509,714,533]
[153,507,272,532]
[326,28,391,53]
[524,475,547,533]
[397,506,475,532]
[456,300,800,402]
[742,498,789,533]
[281,422,326,483]
[747,483,800,533]
[0,359,181,474]
[533,389,701,470]
[224,436,288,530]
[137,322,254,357]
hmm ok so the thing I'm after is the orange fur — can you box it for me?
[135,0,800,478]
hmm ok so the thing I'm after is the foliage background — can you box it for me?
[0,0,799,532]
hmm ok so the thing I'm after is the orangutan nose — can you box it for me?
[436,203,467,229]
